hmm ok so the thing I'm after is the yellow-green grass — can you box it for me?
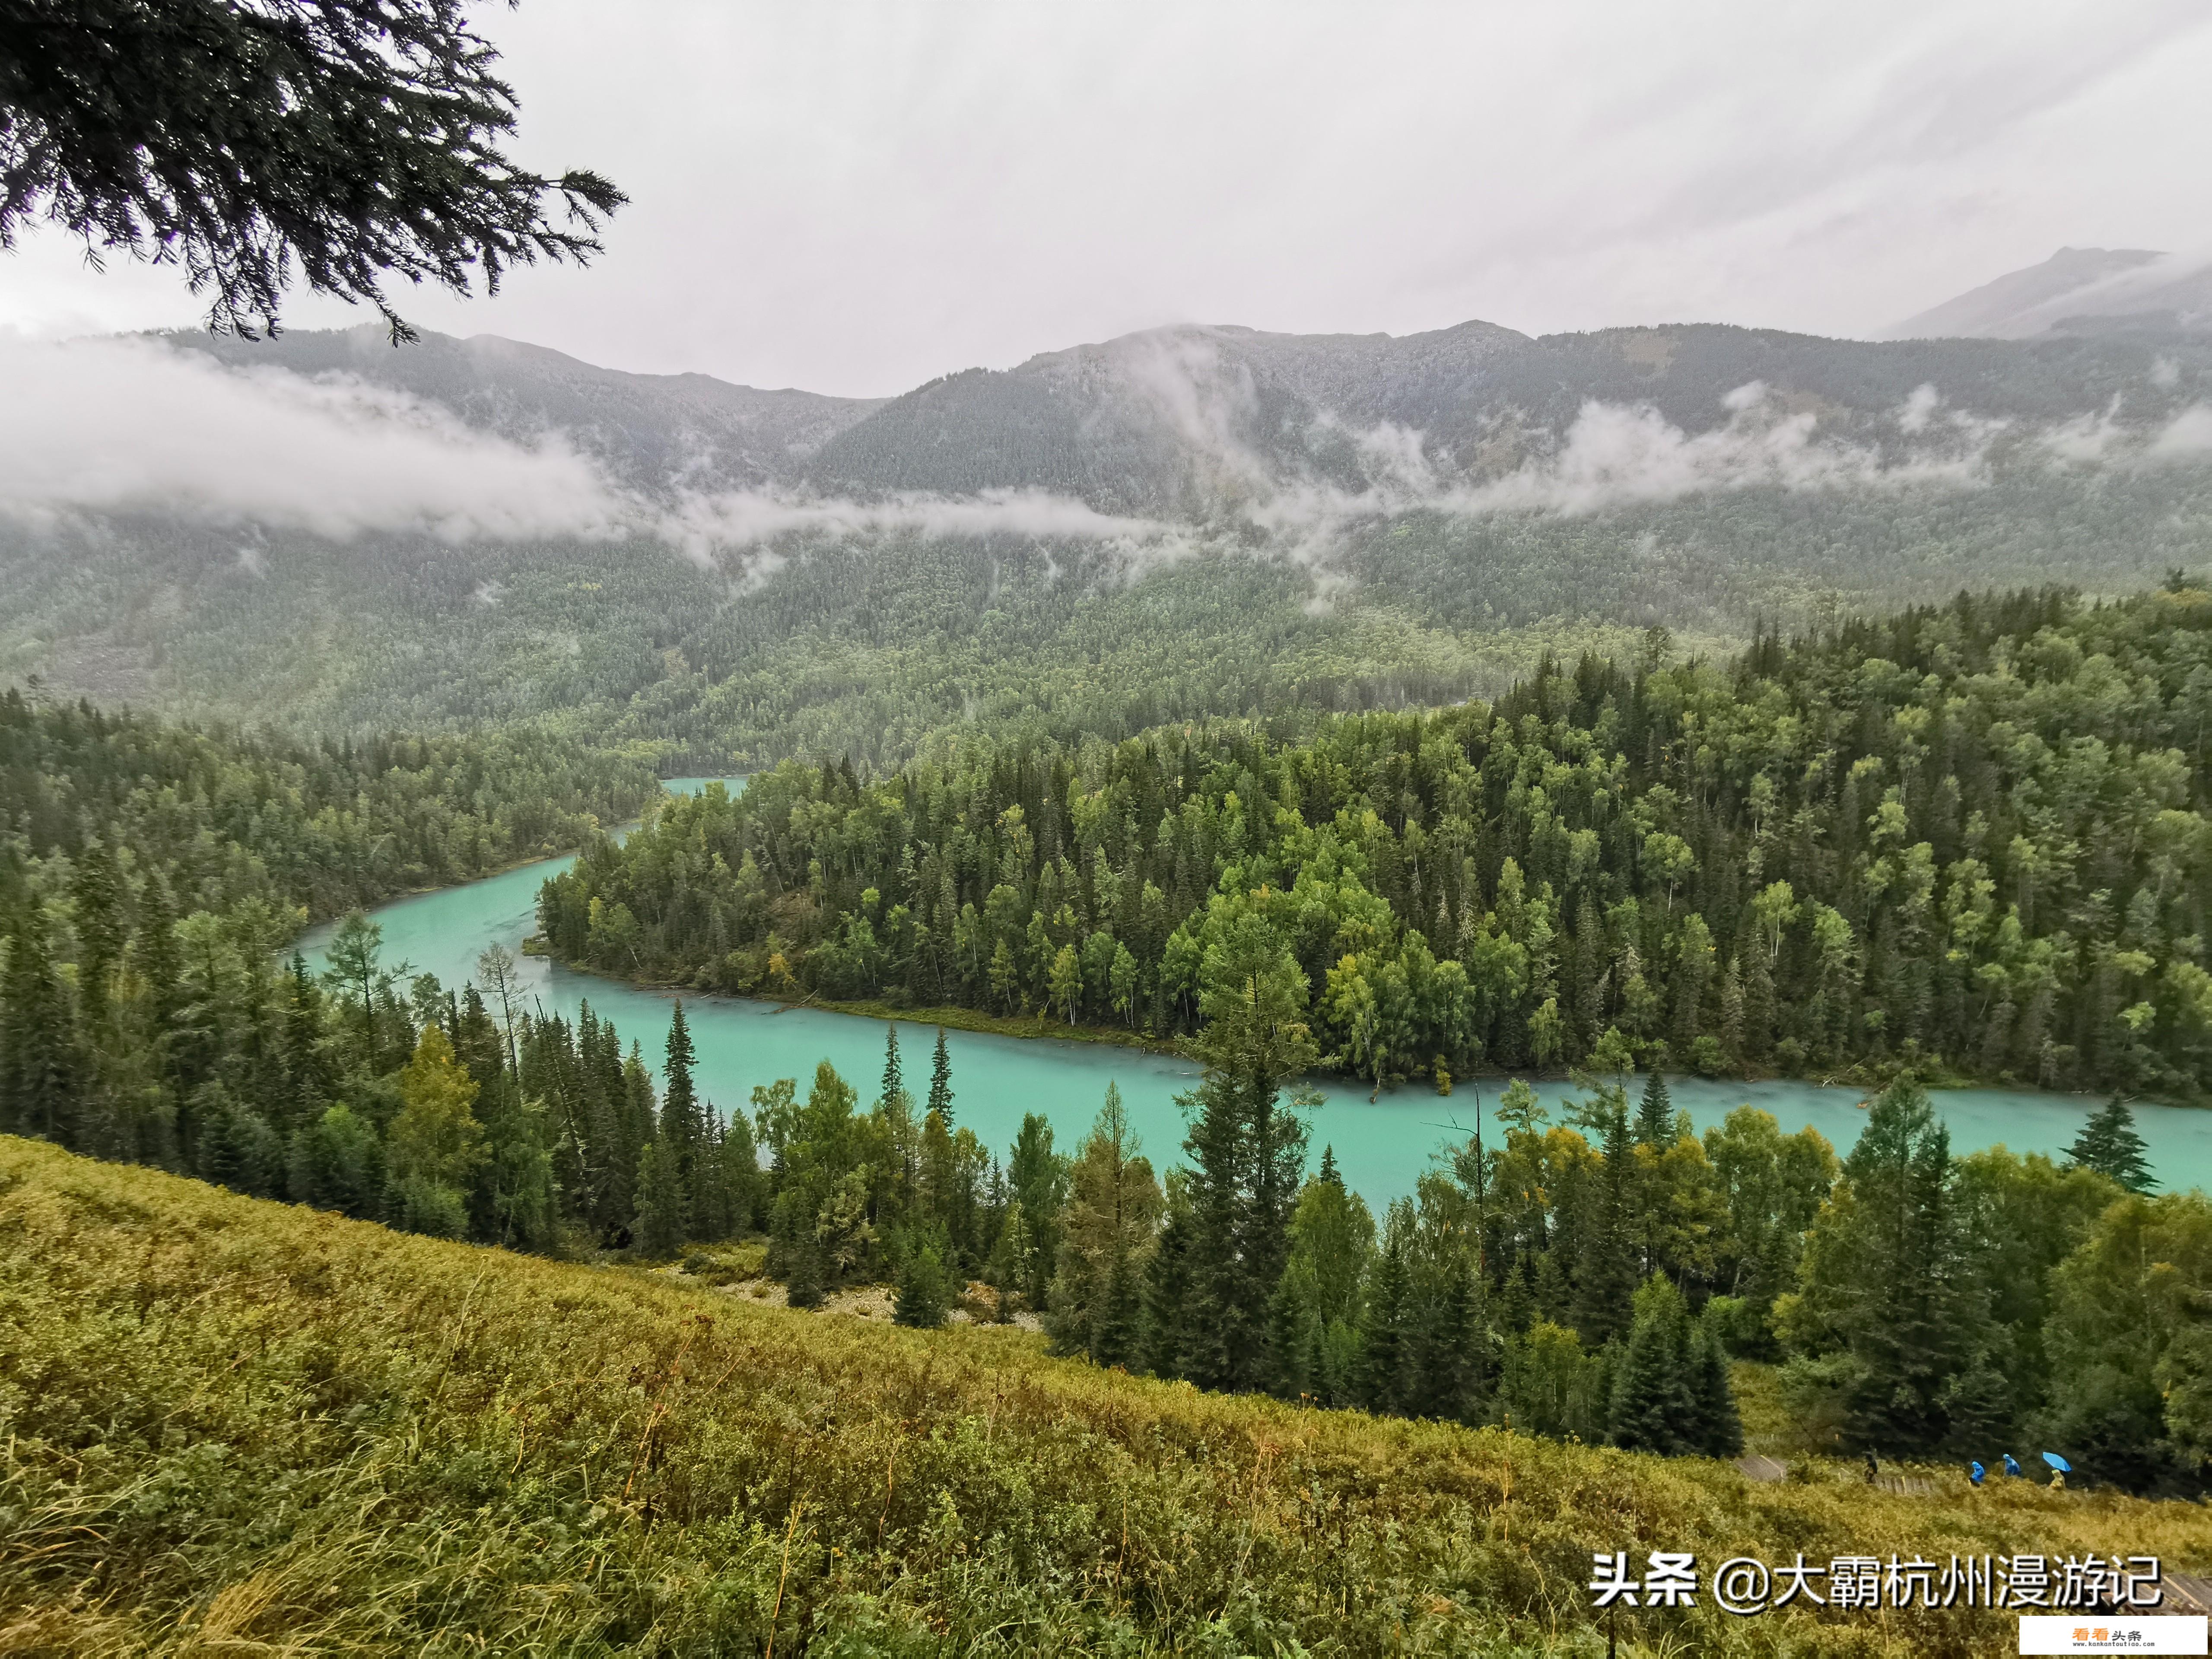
[3,1137,2206,1656]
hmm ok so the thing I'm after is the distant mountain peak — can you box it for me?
[1884,246,2212,340]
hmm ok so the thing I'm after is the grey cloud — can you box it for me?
[10,334,2212,596]
[0,336,1177,572]
[0,335,634,541]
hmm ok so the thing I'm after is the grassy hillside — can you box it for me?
[4,1137,2207,1656]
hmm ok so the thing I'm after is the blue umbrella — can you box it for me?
[2042,1452,2072,1473]
[2003,1454,2022,1477]
[1970,1461,1986,1485]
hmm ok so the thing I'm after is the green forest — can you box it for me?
[10,467,2209,775]
[13,12,2212,1650]
[0,690,653,1158]
[544,580,2212,1101]
[4,595,2208,1494]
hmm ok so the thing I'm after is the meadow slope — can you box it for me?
[3,1136,2206,1656]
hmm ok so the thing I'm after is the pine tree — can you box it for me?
[1634,1068,1674,1147]
[1,910,78,1145]
[720,1108,763,1232]
[1788,1078,1978,1454]
[1044,1083,1163,1363]
[70,838,125,1031]
[1687,1309,1745,1456]
[985,1200,1034,1319]
[783,1235,827,1309]
[1266,1272,1315,1400]
[133,874,184,1138]
[615,1041,656,1239]
[1410,1256,1481,1422]
[893,1230,953,1328]
[1007,1113,1068,1305]
[1608,1275,1693,1454]
[687,1118,735,1242]
[1140,1172,1196,1378]
[1178,918,1314,1393]
[1357,1219,1412,1415]
[1179,1066,1248,1391]
[662,1001,701,1216]
[634,1138,685,1258]
[926,1027,953,1124]
[1571,1093,1638,1347]
[879,1023,903,1106]
[2066,1097,2155,1193]
[282,953,331,1122]
[1095,1248,1141,1368]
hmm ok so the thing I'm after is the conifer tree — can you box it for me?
[1410,1256,1481,1422]
[1357,1217,1413,1415]
[1140,1171,1197,1378]
[1783,1078,1977,1454]
[1008,1112,1069,1305]
[1096,1249,1141,1368]
[893,1228,953,1328]
[70,838,125,1031]
[1608,1274,1693,1454]
[615,1041,656,1238]
[388,1025,486,1192]
[1179,915,1314,1392]
[720,1108,763,1232]
[1044,1084,1162,1361]
[1634,1068,1674,1147]
[986,1200,1034,1319]
[2067,1097,2155,1193]
[634,1138,685,1258]
[0,910,77,1146]
[1688,1311,1745,1456]
[662,1001,701,1213]
[133,874,184,1131]
[879,1023,902,1106]
[926,1027,954,1124]
[282,953,331,1118]
[1571,1091,1639,1347]
[291,1104,384,1219]
[0,0,624,341]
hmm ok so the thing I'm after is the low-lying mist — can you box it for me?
[6,331,2210,595]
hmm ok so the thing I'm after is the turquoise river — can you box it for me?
[303,780,2212,1207]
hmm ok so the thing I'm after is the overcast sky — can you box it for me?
[2,0,2207,397]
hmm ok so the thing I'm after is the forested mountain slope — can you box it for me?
[7,317,2212,766]
[0,691,653,1162]
[544,582,2212,1102]
[168,325,885,492]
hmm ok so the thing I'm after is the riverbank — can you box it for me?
[308,855,2212,1203]
[525,942,1184,1056]
[516,939,2136,1107]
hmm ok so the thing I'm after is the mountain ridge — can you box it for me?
[1887,245,2212,340]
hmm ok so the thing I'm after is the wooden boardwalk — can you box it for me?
[2163,1572,2212,1614]
[1732,1457,1936,1495]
